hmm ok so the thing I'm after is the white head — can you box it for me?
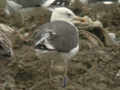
[50,7,84,24]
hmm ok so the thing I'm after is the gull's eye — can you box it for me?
[67,13,72,17]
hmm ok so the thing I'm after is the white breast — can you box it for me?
[61,44,79,61]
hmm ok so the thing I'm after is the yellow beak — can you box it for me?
[72,16,86,24]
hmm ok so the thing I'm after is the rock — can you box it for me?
[108,32,116,41]
[93,20,103,28]
[119,0,120,3]
[5,0,22,15]
[19,7,51,24]
[70,0,88,5]
[76,16,115,46]
[86,27,115,46]
[1,0,24,26]
[0,23,14,34]
[79,30,104,48]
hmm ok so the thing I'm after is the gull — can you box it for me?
[32,7,85,87]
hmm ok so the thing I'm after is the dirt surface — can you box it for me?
[0,3,120,90]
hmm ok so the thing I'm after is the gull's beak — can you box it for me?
[72,16,86,24]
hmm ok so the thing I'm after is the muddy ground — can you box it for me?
[0,3,120,90]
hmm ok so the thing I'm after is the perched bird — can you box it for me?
[0,30,13,60]
[32,7,84,87]
[12,0,69,8]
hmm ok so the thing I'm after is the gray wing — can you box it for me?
[33,21,79,52]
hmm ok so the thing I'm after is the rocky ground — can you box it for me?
[0,2,120,90]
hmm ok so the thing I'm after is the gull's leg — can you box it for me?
[63,59,68,88]
[49,60,54,83]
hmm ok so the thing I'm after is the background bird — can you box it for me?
[0,30,13,60]
[32,7,85,87]
[11,0,70,8]
[42,0,70,7]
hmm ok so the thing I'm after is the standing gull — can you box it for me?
[32,7,84,87]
